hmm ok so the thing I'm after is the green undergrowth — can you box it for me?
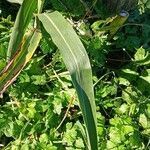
[0,0,150,149]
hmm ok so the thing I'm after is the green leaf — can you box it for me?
[63,123,77,146]
[75,138,85,148]
[118,69,139,82]
[134,47,146,61]
[134,47,150,66]
[129,131,142,148]
[20,143,29,150]
[146,0,150,8]
[7,0,23,4]
[119,103,128,114]
[137,69,150,94]
[38,11,97,150]
[31,74,47,85]
[52,97,63,115]
[0,59,6,72]
[139,114,148,128]
[7,0,37,60]
[0,29,41,97]
[108,10,129,37]
[39,133,49,143]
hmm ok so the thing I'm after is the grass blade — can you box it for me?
[7,0,37,60]
[0,29,41,97]
[38,11,97,150]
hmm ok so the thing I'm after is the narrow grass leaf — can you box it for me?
[0,29,41,97]
[7,0,37,60]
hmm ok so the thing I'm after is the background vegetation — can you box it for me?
[0,0,150,149]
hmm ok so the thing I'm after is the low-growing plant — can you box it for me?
[0,0,150,150]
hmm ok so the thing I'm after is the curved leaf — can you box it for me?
[0,29,41,97]
[38,11,97,150]
[7,0,23,4]
[7,0,37,61]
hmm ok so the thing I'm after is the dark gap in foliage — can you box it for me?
[0,135,14,147]
[105,49,131,69]
[0,0,19,20]
[0,93,10,106]
[99,106,115,126]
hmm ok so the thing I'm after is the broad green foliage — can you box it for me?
[139,0,150,12]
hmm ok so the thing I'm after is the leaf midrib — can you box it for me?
[43,13,81,77]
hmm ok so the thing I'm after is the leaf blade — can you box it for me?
[0,29,41,97]
[38,11,97,150]
[7,0,37,60]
